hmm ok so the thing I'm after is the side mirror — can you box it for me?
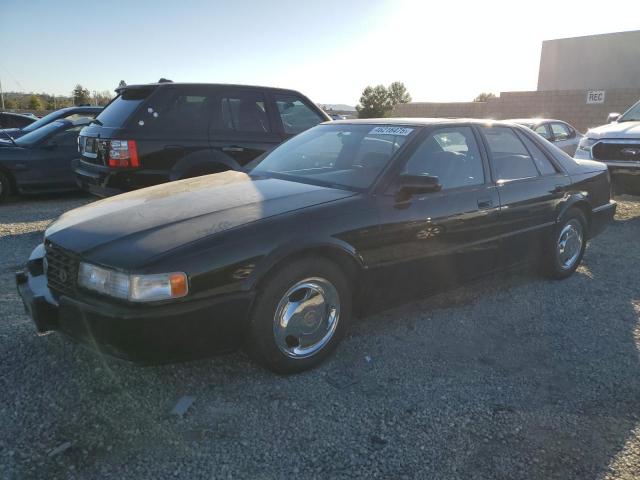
[396,174,441,200]
[607,112,621,123]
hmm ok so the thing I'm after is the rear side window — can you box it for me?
[219,92,270,133]
[95,87,154,128]
[275,94,325,134]
[482,126,539,181]
[149,92,215,135]
[518,133,557,175]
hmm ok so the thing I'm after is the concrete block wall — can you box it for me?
[393,88,640,132]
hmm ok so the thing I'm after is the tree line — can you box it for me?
[2,84,113,111]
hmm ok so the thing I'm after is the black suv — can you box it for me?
[75,82,330,196]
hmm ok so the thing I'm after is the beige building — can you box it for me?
[394,30,640,132]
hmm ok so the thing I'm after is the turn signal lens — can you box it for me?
[169,273,188,297]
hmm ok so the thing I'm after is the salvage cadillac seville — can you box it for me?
[17,119,616,373]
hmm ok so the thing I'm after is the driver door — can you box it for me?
[34,125,84,188]
[368,126,501,305]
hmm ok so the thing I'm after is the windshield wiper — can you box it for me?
[1,130,17,147]
[90,118,103,126]
[618,118,640,123]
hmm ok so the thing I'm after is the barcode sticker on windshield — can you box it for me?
[368,126,413,136]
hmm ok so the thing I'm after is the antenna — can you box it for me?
[0,77,4,110]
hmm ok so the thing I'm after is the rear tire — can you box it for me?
[244,256,352,374]
[0,171,11,203]
[542,208,588,280]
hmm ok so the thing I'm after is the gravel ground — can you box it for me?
[1,192,639,480]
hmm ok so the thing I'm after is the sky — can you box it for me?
[1,0,639,105]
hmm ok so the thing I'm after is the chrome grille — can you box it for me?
[593,141,640,162]
[45,241,79,296]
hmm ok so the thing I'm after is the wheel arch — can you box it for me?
[169,149,241,181]
[557,194,592,230]
[248,242,365,296]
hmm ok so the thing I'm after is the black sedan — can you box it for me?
[0,117,92,201]
[0,106,102,140]
[16,119,616,373]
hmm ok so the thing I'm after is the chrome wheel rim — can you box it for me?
[557,220,583,270]
[273,277,340,359]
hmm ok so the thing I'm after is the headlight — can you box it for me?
[78,262,188,302]
[577,137,597,152]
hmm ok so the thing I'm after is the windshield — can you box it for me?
[619,100,640,122]
[95,87,155,127]
[15,120,67,146]
[249,124,415,190]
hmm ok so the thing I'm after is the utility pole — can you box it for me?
[0,77,5,110]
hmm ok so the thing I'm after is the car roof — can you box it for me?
[54,106,103,114]
[507,118,565,125]
[327,117,531,127]
[0,111,35,119]
[118,82,311,97]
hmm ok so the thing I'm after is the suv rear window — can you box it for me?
[95,87,155,127]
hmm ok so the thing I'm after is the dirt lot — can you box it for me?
[1,193,639,480]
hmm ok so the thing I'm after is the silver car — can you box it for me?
[508,118,583,156]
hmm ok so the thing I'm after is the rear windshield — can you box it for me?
[15,120,67,146]
[95,87,155,127]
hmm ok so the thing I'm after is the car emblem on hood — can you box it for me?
[621,147,640,157]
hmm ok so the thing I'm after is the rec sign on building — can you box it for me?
[587,90,606,104]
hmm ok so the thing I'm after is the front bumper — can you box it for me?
[590,201,617,238]
[16,245,253,364]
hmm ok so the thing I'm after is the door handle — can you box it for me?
[222,146,244,152]
[477,198,493,209]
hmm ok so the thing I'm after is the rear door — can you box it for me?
[209,89,282,167]
[370,125,502,303]
[479,126,570,266]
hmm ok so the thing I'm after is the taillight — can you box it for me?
[107,140,139,168]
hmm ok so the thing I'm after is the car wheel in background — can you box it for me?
[0,171,11,203]
[543,208,588,279]
[245,256,352,374]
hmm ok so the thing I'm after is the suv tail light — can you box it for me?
[107,140,139,168]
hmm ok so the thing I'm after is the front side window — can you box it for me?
[403,127,484,189]
[551,123,571,141]
[482,126,539,181]
[250,124,414,190]
[619,100,640,122]
[220,92,270,133]
[275,94,325,134]
[534,124,551,140]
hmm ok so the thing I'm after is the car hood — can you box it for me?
[45,171,356,269]
[586,121,640,139]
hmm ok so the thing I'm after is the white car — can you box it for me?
[575,100,640,192]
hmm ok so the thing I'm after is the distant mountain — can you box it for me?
[319,103,356,112]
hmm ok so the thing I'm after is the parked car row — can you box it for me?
[0,83,329,203]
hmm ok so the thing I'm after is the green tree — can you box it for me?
[72,84,90,105]
[387,81,411,107]
[28,95,43,111]
[473,92,497,102]
[356,85,390,118]
[4,99,17,109]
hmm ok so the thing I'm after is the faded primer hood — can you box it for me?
[587,121,640,139]
[46,171,354,269]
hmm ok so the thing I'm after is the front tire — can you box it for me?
[245,257,352,374]
[543,208,588,279]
